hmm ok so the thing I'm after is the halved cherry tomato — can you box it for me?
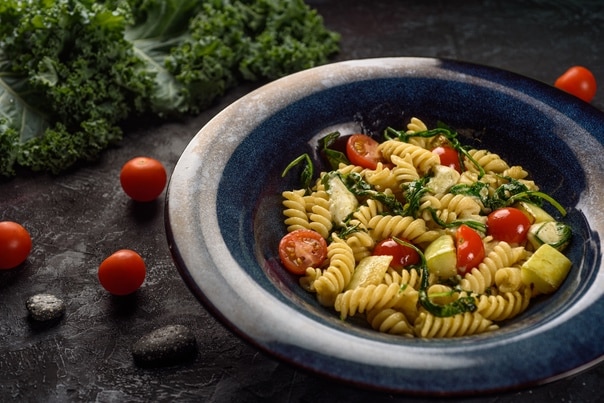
[120,157,167,202]
[278,229,328,275]
[372,237,420,270]
[0,221,32,270]
[346,134,382,169]
[487,207,531,244]
[455,224,485,275]
[432,145,461,172]
[554,66,597,103]
[98,249,146,295]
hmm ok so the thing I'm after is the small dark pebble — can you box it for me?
[132,325,197,367]
[26,294,66,322]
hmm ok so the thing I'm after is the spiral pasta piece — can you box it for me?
[367,214,440,245]
[414,310,498,338]
[307,193,333,239]
[494,266,524,293]
[390,154,420,183]
[366,308,414,336]
[378,140,440,175]
[313,234,356,306]
[334,283,403,320]
[383,267,425,290]
[426,284,458,305]
[364,162,400,192]
[282,189,309,232]
[476,288,531,322]
[460,242,526,294]
[466,149,510,174]
[406,116,428,133]
[299,267,323,293]
[344,230,375,262]
[352,199,385,228]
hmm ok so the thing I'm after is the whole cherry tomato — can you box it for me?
[278,229,328,275]
[98,249,146,295]
[373,237,420,270]
[455,224,485,275]
[119,157,167,202]
[0,221,32,270]
[432,145,461,172]
[487,207,531,244]
[346,134,383,170]
[554,66,597,103]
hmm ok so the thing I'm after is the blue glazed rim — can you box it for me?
[165,57,604,395]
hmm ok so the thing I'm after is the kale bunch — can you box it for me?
[0,0,340,176]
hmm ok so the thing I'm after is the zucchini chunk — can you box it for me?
[521,244,572,294]
[346,255,392,290]
[424,234,457,279]
[527,221,572,251]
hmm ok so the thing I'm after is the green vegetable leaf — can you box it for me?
[319,131,350,170]
[341,172,406,216]
[393,237,477,317]
[282,153,314,192]
[0,0,340,177]
[0,50,49,143]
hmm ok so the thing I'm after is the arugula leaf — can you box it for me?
[393,237,477,317]
[385,125,485,177]
[319,131,350,170]
[341,172,406,216]
[282,153,314,192]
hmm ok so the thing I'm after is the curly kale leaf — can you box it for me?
[0,0,339,177]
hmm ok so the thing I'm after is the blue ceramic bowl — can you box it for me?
[165,58,604,395]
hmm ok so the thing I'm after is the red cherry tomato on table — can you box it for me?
[372,237,420,270]
[554,66,597,103]
[278,229,328,275]
[98,249,147,295]
[455,224,485,275]
[0,221,32,270]
[346,134,382,169]
[487,207,531,244]
[120,157,167,202]
[432,145,461,172]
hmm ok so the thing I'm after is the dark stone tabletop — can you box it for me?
[1,1,603,401]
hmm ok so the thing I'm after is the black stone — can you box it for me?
[25,294,66,322]
[132,324,197,367]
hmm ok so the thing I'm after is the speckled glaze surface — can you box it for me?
[165,57,604,395]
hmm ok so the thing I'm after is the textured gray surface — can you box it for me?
[1,0,603,401]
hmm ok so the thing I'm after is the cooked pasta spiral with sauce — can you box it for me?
[278,117,573,338]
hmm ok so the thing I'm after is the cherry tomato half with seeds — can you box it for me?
[432,145,461,172]
[455,224,485,275]
[554,66,597,103]
[120,157,167,202]
[372,237,420,270]
[278,229,328,275]
[0,221,32,270]
[487,207,531,244]
[346,134,382,170]
[98,249,146,295]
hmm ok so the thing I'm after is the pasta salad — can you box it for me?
[279,117,573,338]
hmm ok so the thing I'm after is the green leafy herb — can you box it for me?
[426,208,487,233]
[319,131,349,170]
[451,177,567,216]
[340,172,406,216]
[393,237,477,317]
[0,0,340,176]
[282,153,314,192]
[385,126,485,177]
[401,176,430,218]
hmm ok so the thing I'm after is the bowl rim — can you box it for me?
[165,57,604,395]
